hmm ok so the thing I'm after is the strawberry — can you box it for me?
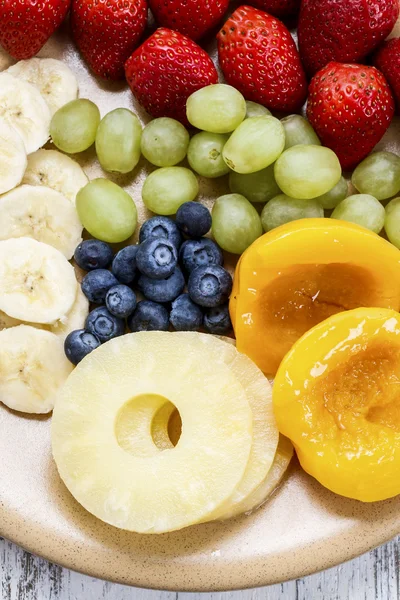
[298,0,399,76]
[217,6,307,113]
[307,62,395,171]
[374,38,400,114]
[71,0,148,80]
[125,28,218,124]
[0,0,70,59]
[246,0,300,19]
[148,0,229,41]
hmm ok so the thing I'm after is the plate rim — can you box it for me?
[2,473,400,592]
[2,521,398,591]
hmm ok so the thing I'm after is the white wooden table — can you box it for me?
[1,536,398,599]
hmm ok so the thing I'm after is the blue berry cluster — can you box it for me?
[65,202,233,365]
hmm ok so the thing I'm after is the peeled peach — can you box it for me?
[273,307,400,502]
[230,219,400,375]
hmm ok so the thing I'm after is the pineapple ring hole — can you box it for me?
[310,341,400,432]
[166,408,182,447]
[115,394,182,456]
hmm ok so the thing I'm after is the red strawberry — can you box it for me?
[0,0,70,59]
[148,0,229,41]
[246,0,300,18]
[374,38,400,114]
[298,0,399,76]
[307,62,395,171]
[217,6,307,113]
[71,0,148,80]
[125,28,218,124]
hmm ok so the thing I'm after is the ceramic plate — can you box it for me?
[1,19,400,593]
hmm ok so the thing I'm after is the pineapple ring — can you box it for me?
[132,398,291,520]
[119,401,291,520]
[152,409,292,520]
[179,333,279,520]
[52,332,253,534]
[219,435,294,520]
[106,333,279,520]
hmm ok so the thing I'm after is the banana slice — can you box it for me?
[0,238,77,324]
[0,120,27,194]
[0,185,83,259]
[0,73,51,154]
[22,149,88,204]
[50,286,89,339]
[0,286,87,338]
[7,58,78,116]
[0,325,73,414]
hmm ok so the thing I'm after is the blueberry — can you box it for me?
[127,300,169,332]
[176,202,211,238]
[111,245,138,285]
[64,329,101,365]
[138,267,185,303]
[203,304,232,334]
[136,238,178,279]
[170,293,203,331]
[81,269,119,304]
[179,238,223,274]
[74,240,113,271]
[85,306,125,343]
[139,216,182,249]
[188,265,232,307]
[105,285,137,319]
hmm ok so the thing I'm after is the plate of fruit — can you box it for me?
[1,0,400,591]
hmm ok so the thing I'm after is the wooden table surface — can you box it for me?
[1,536,398,600]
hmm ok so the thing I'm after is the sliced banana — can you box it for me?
[50,285,89,339]
[0,325,73,414]
[0,120,27,194]
[0,286,87,338]
[0,238,77,324]
[0,185,82,259]
[0,73,51,154]
[7,58,78,116]
[22,149,88,204]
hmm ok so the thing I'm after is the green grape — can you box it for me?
[76,179,137,243]
[212,194,263,254]
[245,101,271,118]
[95,108,142,174]
[141,118,189,167]
[385,197,400,248]
[187,132,230,178]
[261,194,324,232]
[223,116,285,174]
[281,115,320,149]
[274,145,341,200]
[314,176,348,210]
[186,84,246,134]
[331,194,385,234]
[352,151,400,201]
[229,165,280,203]
[142,167,199,215]
[50,99,100,154]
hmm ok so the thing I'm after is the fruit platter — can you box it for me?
[2,0,400,591]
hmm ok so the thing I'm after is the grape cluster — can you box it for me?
[51,86,400,263]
